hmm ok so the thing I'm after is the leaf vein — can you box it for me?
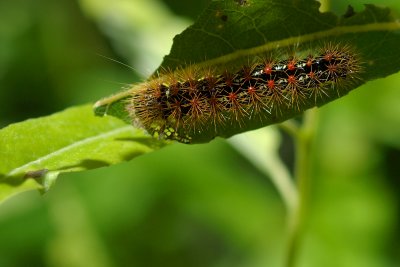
[7,125,134,177]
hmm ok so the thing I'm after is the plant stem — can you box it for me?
[231,109,318,266]
[284,108,318,267]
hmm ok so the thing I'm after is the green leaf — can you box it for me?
[94,0,400,142]
[0,105,169,203]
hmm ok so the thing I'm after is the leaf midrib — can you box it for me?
[7,125,134,177]
[197,22,400,68]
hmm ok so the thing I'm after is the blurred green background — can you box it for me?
[0,0,399,266]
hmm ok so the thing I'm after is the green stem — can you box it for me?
[283,108,318,267]
[279,120,300,139]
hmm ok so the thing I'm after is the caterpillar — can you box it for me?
[126,43,362,144]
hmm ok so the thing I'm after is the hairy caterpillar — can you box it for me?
[127,43,361,144]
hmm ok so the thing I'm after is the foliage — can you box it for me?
[1,0,400,267]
